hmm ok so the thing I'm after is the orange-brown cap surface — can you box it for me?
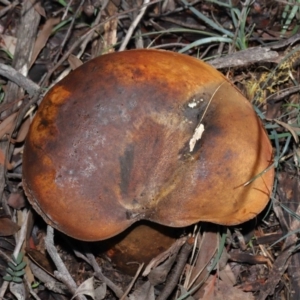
[23,50,274,241]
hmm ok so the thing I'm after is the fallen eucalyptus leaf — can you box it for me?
[71,276,95,300]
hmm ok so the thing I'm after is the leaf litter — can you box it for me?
[0,0,300,299]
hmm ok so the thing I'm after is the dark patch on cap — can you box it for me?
[119,143,135,196]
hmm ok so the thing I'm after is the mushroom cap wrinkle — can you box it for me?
[23,49,274,241]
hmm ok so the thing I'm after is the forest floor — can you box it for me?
[0,0,300,299]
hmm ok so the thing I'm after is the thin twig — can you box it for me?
[62,0,74,20]
[120,263,144,300]
[119,0,150,51]
[267,86,300,103]
[228,0,252,53]
[30,261,69,295]
[208,46,279,69]
[24,277,42,300]
[156,238,194,300]
[0,0,10,5]
[0,0,19,18]
[12,210,29,258]
[54,0,85,64]
[0,64,40,96]
[0,249,12,262]
[45,226,87,300]
[84,251,128,299]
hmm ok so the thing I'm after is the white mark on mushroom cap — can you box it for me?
[189,123,205,152]
[188,101,197,108]
[188,98,202,108]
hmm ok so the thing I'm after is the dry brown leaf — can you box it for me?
[148,250,178,286]
[102,19,118,53]
[0,112,18,140]
[94,283,106,300]
[7,192,26,210]
[229,251,271,266]
[0,216,20,236]
[0,148,13,170]
[26,248,55,276]
[218,264,236,285]
[201,275,255,300]
[213,279,255,300]
[68,54,83,70]
[0,98,20,115]
[30,18,60,68]
[0,34,17,55]
[129,281,155,300]
[178,286,195,300]
[0,149,6,167]
[9,282,26,300]
[15,117,31,143]
[29,0,46,18]
[188,228,218,291]
[71,277,95,300]
[143,237,186,276]
[161,0,176,12]
[201,274,216,300]
[24,256,35,285]
[272,119,300,143]
[101,1,118,54]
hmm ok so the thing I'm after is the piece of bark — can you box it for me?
[208,47,279,69]
[0,1,41,216]
[0,64,39,97]
[3,0,41,107]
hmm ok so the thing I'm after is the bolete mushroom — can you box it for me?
[23,50,274,244]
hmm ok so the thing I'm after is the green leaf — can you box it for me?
[0,49,13,60]
[6,268,16,276]
[15,261,27,271]
[31,282,40,289]
[12,277,23,283]
[15,253,24,265]
[12,269,25,277]
[8,262,17,271]
[3,275,13,282]
[179,37,233,53]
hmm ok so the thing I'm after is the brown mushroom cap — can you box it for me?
[23,49,274,241]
